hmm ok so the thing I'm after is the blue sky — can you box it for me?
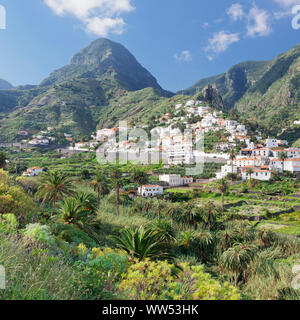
[0,0,300,92]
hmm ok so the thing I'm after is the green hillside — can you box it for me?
[182,44,300,144]
[0,39,174,141]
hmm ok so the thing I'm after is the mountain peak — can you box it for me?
[0,78,13,90]
[41,38,172,95]
[70,38,117,66]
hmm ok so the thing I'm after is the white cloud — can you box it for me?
[246,6,272,37]
[273,0,300,7]
[44,0,135,37]
[205,31,240,60]
[272,0,298,19]
[174,50,192,63]
[227,3,244,21]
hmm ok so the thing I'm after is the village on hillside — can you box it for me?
[52,98,299,195]
[14,98,300,198]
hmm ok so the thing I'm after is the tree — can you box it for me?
[229,149,236,174]
[36,171,74,214]
[221,243,257,286]
[279,152,287,172]
[0,152,6,169]
[92,173,110,207]
[197,229,214,261]
[217,178,229,214]
[150,219,176,246]
[246,168,254,187]
[200,201,220,231]
[130,166,149,186]
[152,199,167,220]
[109,167,127,215]
[109,226,173,261]
[59,198,87,225]
[80,169,91,180]
[74,192,98,216]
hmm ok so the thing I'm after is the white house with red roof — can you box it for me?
[252,148,270,157]
[22,167,44,177]
[270,158,300,173]
[233,157,265,168]
[270,148,300,159]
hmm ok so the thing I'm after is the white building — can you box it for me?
[22,167,44,177]
[185,100,195,107]
[252,148,270,157]
[28,139,39,145]
[216,165,238,180]
[266,138,279,148]
[233,158,265,168]
[159,174,183,187]
[159,174,193,186]
[242,168,272,181]
[165,140,195,165]
[284,158,300,173]
[138,185,164,197]
[201,114,218,128]
[182,176,194,184]
[225,120,238,131]
[236,125,247,133]
[96,128,118,141]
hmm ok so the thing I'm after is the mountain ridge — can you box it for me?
[0,38,174,141]
[40,38,172,97]
[181,43,300,145]
[0,78,13,90]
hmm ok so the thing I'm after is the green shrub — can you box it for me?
[119,259,240,300]
[23,223,56,247]
[75,244,128,299]
[0,214,18,234]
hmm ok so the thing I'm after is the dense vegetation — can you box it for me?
[0,160,299,300]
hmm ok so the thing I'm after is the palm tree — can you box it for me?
[200,201,219,231]
[197,229,214,261]
[92,173,110,207]
[152,199,166,220]
[36,170,74,214]
[150,219,176,245]
[246,168,254,187]
[130,166,149,186]
[178,230,197,251]
[109,226,173,261]
[229,149,236,174]
[59,198,87,225]
[109,167,127,215]
[74,192,98,215]
[221,243,257,286]
[217,178,229,214]
[279,152,287,172]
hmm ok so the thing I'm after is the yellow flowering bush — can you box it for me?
[119,259,240,300]
[0,170,37,225]
[0,214,18,234]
